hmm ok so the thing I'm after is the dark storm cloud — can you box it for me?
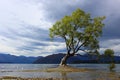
[36,0,120,55]
[102,17,120,39]
[41,0,104,21]
[38,0,120,40]
[17,41,48,51]
[20,26,50,41]
[6,22,50,41]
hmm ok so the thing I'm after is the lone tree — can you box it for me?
[49,8,105,66]
[104,49,114,57]
[104,49,115,63]
[104,49,115,70]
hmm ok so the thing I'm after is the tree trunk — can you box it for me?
[60,54,73,66]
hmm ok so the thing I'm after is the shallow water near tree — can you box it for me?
[0,64,120,80]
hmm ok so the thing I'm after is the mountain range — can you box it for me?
[0,53,120,64]
[0,53,41,63]
[34,53,120,64]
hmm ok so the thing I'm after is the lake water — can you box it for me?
[0,64,120,80]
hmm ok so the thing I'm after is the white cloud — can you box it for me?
[0,0,52,30]
[100,39,120,55]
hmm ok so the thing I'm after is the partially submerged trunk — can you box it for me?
[59,53,74,66]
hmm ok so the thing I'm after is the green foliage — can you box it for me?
[49,8,105,55]
[104,49,114,57]
[104,49,115,71]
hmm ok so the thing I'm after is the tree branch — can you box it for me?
[75,40,80,52]
[63,35,72,54]
[63,36,69,52]
[75,40,88,53]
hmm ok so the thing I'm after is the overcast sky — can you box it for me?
[0,0,120,56]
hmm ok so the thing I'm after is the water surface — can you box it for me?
[0,64,120,80]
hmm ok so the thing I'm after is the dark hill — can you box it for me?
[34,53,98,64]
[34,53,64,64]
[34,53,120,64]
